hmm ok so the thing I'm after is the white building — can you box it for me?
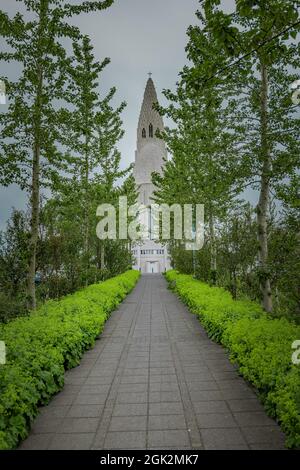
[132,77,171,274]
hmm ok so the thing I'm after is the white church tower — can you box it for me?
[132,76,171,274]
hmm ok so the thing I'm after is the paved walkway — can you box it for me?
[20,275,285,450]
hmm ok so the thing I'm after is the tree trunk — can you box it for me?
[231,269,237,300]
[83,202,90,286]
[27,64,43,309]
[257,61,272,313]
[27,142,40,309]
[100,243,105,270]
[26,2,49,309]
[83,134,90,286]
[209,209,217,285]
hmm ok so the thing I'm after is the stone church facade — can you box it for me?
[132,77,171,274]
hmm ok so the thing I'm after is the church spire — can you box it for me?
[131,77,171,274]
[137,76,164,151]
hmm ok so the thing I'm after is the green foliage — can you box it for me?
[0,293,27,324]
[0,269,140,450]
[166,270,300,447]
[0,209,29,321]
[201,0,300,312]
[268,214,300,319]
[0,188,137,319]
[155,1,300,313]
[0,210,29,294]
[166,270,262,342]
[0,0,117,308]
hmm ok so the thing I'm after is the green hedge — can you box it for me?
[166,270,300,448]
[0,270,140,449]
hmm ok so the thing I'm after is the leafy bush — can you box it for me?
[166,270,300,448]
[0,292,28,323]
[0,270,140,449]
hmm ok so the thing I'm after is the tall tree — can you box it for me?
[60,34,126,279]
[200,0,300,311]
[0,0,114,308]
[50,33,134,286]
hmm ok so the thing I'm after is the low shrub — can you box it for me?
[166,270,300,448]
[0,270,140,449]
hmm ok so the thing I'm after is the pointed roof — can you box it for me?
[141,77,158,108]
[137,77,164,142]
[134,76,167,184]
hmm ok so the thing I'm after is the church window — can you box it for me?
[142,128,146,138]
[149,123,153,138]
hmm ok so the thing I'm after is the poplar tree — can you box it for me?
[200,0,300,311]
[0,1,114,308]
[60,35,126,277]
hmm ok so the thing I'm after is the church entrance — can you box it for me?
[146,261,159,274]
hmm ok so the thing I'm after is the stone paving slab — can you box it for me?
[20,274,286,450]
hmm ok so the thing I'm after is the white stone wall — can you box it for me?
[133,78,171,274]
[132,240,171,274]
